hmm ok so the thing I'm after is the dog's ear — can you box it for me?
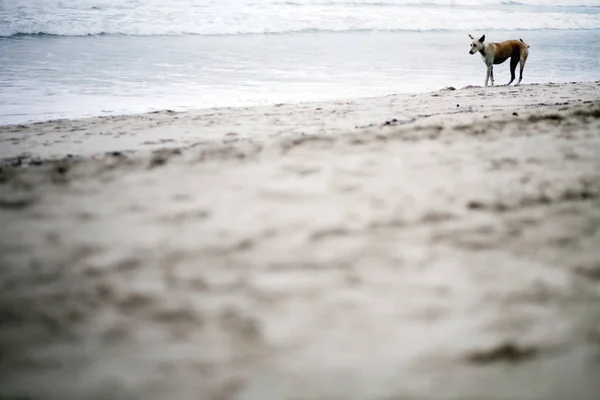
[469,34,474,39]
[479,35,485,43]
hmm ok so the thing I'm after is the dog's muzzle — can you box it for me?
[469,50,475,54]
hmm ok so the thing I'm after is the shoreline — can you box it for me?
[1,81,600,400]
[2,81,599,162]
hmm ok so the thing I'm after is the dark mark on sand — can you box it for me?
[466,342,538,365]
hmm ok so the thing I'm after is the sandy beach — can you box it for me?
[1,82,600,400]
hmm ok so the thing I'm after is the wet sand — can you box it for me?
[1,82,600,400]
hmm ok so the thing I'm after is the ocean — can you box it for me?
[1,0,600,125]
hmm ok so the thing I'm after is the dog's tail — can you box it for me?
[520,38,530,48]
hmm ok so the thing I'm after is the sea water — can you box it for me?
[1,0,600,125]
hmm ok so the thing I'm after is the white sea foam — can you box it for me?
[1,0,600,37]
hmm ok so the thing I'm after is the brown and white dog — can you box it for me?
[468,34,530,87]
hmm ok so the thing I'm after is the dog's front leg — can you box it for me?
[485,64,493,87]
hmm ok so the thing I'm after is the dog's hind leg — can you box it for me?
[508,53,519,85]
[517,40,529,85]
[517,56,527,85]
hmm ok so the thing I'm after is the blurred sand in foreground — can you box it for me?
[1,82,600,400]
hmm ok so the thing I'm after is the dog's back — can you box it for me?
[491,39,529,65]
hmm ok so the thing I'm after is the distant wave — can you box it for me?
[272,0,600,5]
[5,32,110,38]
[275,0,600,5]
[5,26,600,39]
[2,0,600,38]
[4,18,600,38]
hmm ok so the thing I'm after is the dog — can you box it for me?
[468,34,530,87]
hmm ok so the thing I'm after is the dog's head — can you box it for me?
[468,34,485,54]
